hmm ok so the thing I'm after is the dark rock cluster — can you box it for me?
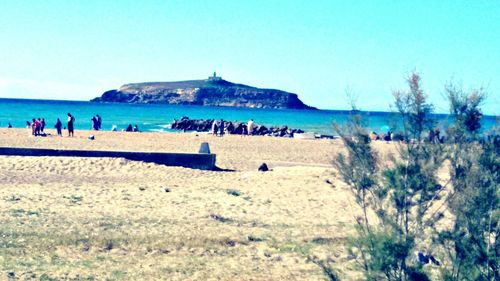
[170,117,305,137]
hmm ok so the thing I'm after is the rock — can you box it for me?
[82,243,90,252]
[258,163,269,172]
[255,125,268,135]
[232,122,245,135]
[91,78,316,110]
[104,240,113,251]
[169,117,307,138]
[210,213,232,223]
[272,255,283,262]
[225,239,236,247]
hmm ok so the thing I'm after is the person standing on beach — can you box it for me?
[218,119,225,137]
[91,116,98,130]
[31,119,36,135]
[55,118,62,136]
[247,119,254,136]
[35,118,41,136]
[67,113,75,137]
[211,120,218,136]
[7,122,12,128]
[96,114,102,130]
[41,118,46,133]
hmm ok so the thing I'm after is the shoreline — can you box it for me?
[0,128,341,171]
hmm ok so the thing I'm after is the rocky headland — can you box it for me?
[91,74,316,110]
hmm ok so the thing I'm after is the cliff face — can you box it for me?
[91,79,316,110]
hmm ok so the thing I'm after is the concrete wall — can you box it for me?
[0,147,216,170]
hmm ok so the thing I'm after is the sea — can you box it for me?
[0,98,497,136]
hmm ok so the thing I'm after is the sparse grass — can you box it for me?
[9,208,39,217]
[64,195,83,204]
[3,194,21,202]
[110,270,127,279]
[209,213,233,223]
[247,235,265,242]
[0,213,341,280]
[225,189,242,197]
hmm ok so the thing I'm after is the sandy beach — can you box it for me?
[0,128,400,280]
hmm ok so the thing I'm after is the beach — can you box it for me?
[0,128,398,280]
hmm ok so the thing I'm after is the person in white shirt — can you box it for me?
[247,119,254,136]
[67,113,75,137]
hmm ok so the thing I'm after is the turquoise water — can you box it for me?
[0,98,497,135]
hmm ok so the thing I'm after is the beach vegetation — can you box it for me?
[209,213,234,223]
[333,73,498,280]
[225,189,242,197]
[437,84,498,281]
[247,235,265,242]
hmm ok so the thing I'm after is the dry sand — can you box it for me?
[0,128,400,280]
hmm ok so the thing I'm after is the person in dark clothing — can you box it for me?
[126,124,133,132]
[35,118,41,136]
[226,122,234,135]
[67,113,75,137]
[218,119,225,137]
[55,118,62,136]
[40,118,46,133]
[434,129,441,144]
[384,130,392,141]
[96,114,102,130]
[7,122,12,128]
[91,116,98,130]
[133,124,139,132]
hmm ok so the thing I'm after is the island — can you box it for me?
[91,73,316,110]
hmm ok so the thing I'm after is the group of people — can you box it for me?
[24,113,75,137]
[369,130,394,141]
[211,119,255,136]
[125,124,140,132]
[91,114,102,130]
[7,113,146,136]
[368,128,444,143]
[27,118,47,136]
[211,119,226,136]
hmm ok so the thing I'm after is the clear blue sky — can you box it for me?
[0,0,498,114]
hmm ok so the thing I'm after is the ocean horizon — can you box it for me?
[0,97,497,135]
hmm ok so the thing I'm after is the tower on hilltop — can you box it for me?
[208,71,222,81]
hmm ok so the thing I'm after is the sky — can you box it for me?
[0,0,498,114]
